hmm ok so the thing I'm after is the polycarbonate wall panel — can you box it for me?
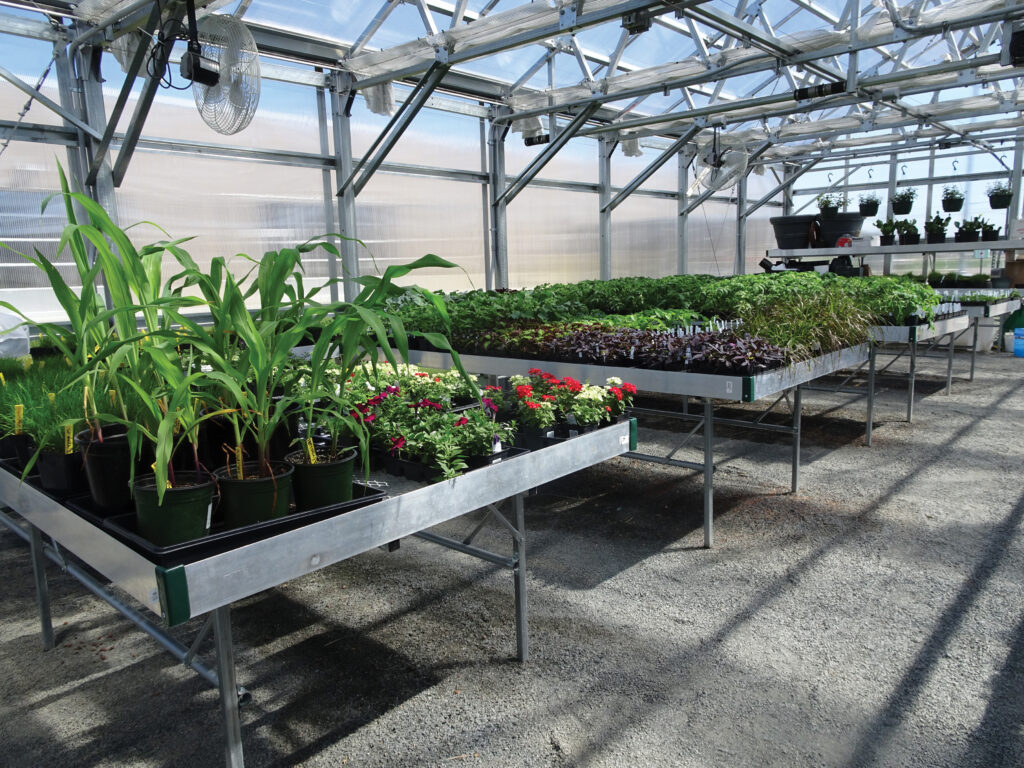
[0,144,68,321]
[684,200,737,276]
[114,152,333,306]
[609,196,676,279]
[505,133,598,184]
[349,100,484,172]
[356,173,485,293]
[506,187,599,287]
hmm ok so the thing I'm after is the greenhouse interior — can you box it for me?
[1,0,1023,766]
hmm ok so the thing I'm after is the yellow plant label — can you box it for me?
[0,373,6,387]
[64,425,74,455]
[306,437,318,464]
[108,389,116,406]
[14,404,23,434]
[48,392,55,405]
[151,462,172,488]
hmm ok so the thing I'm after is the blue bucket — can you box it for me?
[1015,329,1024,358]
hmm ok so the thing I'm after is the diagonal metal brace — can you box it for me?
[111,3,187,187]
[0,64,102,141]
[337,61,450,197]
[603,123,701,213]
[85,1,164,186]
[496,101,600,206]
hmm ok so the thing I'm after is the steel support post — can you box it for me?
[52,46,90,202]
[598,137,613,280]
[945,332,955,395]
[885,152,899,275]
[28,524,54,651]
[678,150,690,274]
[488,118,510,289]
[907,339,917,422]
[866,344,876,447]
[316,73,340,303]
[969,319,979,380]
[735,172,748,275]
[791,386,802,493]
[330,77,360,301]
[512,492,528,661]
[214,606,244,768]
[703,398,714,549]
[1010,127,1024,232]
[479,117,493,291]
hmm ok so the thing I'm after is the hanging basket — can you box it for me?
[989,193,1013,210]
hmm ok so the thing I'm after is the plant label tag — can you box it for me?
[306,437,318,464]
[14,404,23,434]
[0,373,6,387]
[109,389,116,406]
[48,392,55,405]
[206,503,212,531]
[64,425,74,455]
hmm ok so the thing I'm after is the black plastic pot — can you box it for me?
[819,205,838,218]
[134,473,216,546]
[769,215,818,249]
[982,229,1000,241]
[213,460,294,529]
[926,233,946,244]
[75,427,133,515]
[942,198,964,212]
[899,233,921,246]
[955,230,980,243]
[285,447,356,512]
[818,213,865,248]
[859,201,879,217]
[989,193,1013,210]
[879,234,896,246]
[37,451,88,496]
[892,199,914,215]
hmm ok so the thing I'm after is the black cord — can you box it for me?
[145,0,192,91]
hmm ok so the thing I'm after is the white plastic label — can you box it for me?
[205,503,212,531]
[725,381,734,394]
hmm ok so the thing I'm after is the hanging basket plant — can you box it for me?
[941,185,964,212]
[987,181,1013,210]
[891,188,917,215]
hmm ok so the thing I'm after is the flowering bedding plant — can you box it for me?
[507,369,637,427]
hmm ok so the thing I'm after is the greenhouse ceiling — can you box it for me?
[3,0,1024,170]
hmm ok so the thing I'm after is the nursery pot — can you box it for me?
[926,233,946,244]
[942,198,964,212]
[213,460,294,529]
[891,199,913,215]
[858,201,879,217]
[133,472,215,546]
[285,447,356,512]
[75,427,133,514]
[36,451,88,496]
[879,234,896,246]
[818,213,865,248]
[819,205,838,218]
[982,229,1000,241]
[769,215,818,249]
[989,193,1013,209]
[899,233,921,246]
[956,230,980,243]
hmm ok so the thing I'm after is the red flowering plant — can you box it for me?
[603,377,637,419]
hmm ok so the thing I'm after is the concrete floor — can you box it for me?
[1,350,1022,767]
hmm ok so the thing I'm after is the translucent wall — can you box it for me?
[507,186,600,287]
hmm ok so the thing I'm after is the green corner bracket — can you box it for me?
[628,417,638,451]
[742,377,755,402]
[155,565,191,627]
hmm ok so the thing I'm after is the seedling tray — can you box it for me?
[85,483,387,567]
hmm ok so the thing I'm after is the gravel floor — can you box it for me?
[1,350,1022,768]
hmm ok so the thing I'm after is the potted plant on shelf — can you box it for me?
[980,218,1000,241]
[895,218,920,246]
[817,192,847,218]
[858,192,881,217]
[924,213,950,244]
[987,180,1013,209]
[891,188,917,215]
[875,217,898,246]
[954,216,983,243]
[941,185,965,212]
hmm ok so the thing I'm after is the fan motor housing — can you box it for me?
[181,48,220,87]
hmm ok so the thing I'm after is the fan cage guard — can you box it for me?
[193,15,261,136]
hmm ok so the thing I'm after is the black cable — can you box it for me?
[145,0,192,91]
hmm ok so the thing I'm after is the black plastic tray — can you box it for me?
[93,483,387,567]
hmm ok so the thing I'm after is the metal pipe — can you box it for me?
[414,530,515,568]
